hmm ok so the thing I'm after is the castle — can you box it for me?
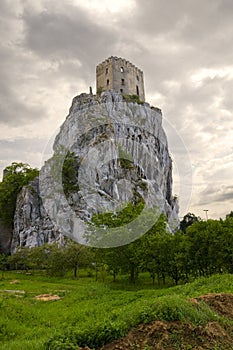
[96,56,145,102]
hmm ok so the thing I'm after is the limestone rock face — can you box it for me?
[12,91,179,251]
[11,178,63,253]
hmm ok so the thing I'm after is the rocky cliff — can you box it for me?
[11,178,63,253]
[11,91,179,251]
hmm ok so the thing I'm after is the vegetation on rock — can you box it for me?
[0,162,39,228]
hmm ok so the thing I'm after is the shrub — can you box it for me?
[45,320,127,349]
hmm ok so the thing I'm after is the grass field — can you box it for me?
[0,271,233,349]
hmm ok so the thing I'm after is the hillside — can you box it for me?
[99,293,233,349]
[1,272,233,349]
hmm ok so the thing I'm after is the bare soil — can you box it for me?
[85,293,233,350]
[34,293,61,301]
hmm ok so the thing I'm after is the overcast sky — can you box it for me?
[0,0,232,219]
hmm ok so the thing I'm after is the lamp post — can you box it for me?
[203,209,209,220]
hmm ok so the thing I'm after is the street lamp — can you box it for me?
[203,209,209,220]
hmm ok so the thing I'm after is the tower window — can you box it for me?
[121,78,125,85]
[106,67,108,74]
[120,67,124,73]
[136,85,139,96]
[120,89,123,93]
[107,79,109,86]
[137,75,139,81]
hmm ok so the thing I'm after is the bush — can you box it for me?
[45,320,127,349]
[152,295,218,325]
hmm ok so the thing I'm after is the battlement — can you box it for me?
[96,56,145,102]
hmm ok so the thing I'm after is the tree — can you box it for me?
[45,244,67,277]
[142,215,169,285]
[0,254,7,278]
[226,211,233,219]
[8,247,31,270]
[0,162,39,227]
[221,215,233,273]
[64,240,93,278]
[62,151,80,195]
[180,212,200,233]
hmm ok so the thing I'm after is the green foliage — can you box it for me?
[45,320,127,349]
[0,162,39,227]
[180,212,200,233]
[89,213,233,284]
[0,254,7,277]
[62,151,80,195]
[137,180,148,191]
[151,295,218,325]
[64,240,93,278]
[117,144,134,169]
[8,242,93,278]
[226,211,233,219]
[97,86,104,95]
[47,147,80,195]
[122,94,144,104]
[91,195,145,228]
[7,213,233,286]
[0,272,233,349]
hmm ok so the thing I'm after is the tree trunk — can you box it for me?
[130,265,135,283]
[74,263,78,279]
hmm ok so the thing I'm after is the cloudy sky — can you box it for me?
[0,0,232,219]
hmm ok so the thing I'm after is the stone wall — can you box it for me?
[96,56,145,101]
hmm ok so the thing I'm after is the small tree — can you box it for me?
[180,212,200,233]
[0,162,39,228]
[64,241,93,278]
[0,254,7,278]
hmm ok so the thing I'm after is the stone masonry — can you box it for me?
[96,56,145,102]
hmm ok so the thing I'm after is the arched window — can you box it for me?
[106,68,108,74]
[120,67,124,73]
[107,79,109,86]
[121,78,125,85]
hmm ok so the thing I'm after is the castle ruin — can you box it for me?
[96,56,145,102]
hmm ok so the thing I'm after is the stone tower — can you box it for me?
[96,56,145,102]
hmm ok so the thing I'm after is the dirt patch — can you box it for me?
[1,289,25,294]
[194,293,233,320]
[81,293,233,350]
[35,293,61,301]
[9,279,20,284]
[96,321,233,350]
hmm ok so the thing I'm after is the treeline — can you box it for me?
[1,213,233,285]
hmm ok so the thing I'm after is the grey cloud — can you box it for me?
[0,79,46,125]
[198,184,233,206]
[0,138,47,171]
[21,4,118,69]
[0,0,232,218]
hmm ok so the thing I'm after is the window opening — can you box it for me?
[120,89,123,93]
[107,79,110,86]
[120,67,124,73]
[121,78,125,85]
[106,68,108,74]
[137,75,139,81]
[136,85,139,96]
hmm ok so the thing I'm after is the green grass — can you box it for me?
[0,272,233,349]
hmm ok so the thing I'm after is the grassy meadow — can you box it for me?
[0,271,233,349]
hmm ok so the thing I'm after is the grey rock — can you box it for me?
[12,91,179,251]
